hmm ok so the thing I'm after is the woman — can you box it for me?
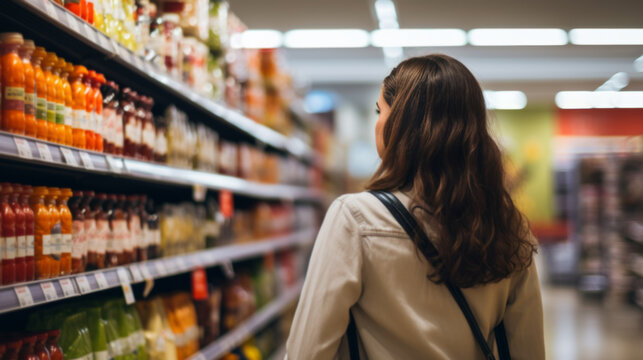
[286,54,544,359]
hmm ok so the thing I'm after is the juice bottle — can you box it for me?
[117,194,133,264]
[9,183,26,283]
[100,80,117,154]
[21,185,35,281]
[45,330,63,360]
[69,190,85,274]
[45,187,61,277]
[51,57,66,144]
[1,183,17,285]
[32,47,48,140]
[110,82,124,155]
[105,194,124,267]
[42,53,59,143]
[91,193,108,269]
[83,69,96,150]
[34,333,50,360]
[64,0,81,16]
[59,61,74,146]
[126,195,142,263]
[0,33,26,134]
[70,65,88,149]
[19,40,37,137]
[58,188,72,276]
[30,186,51,279]
[90,72,105,152]
[18,335,38,360]
[122,88,139,158]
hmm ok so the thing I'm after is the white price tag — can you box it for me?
[154,261,166,276]
[117,267,131,284]
[66,12,80,33]
[79,151,95,169]
[129,264,143,282]
[94,272,109,289]
[59,278,77,297]
[84,23,97,43]
[76,275,91,294]
[36,143,53,162]
[60,147,78,166]
[15,286,34,307]
[117,268,135,304]
[14,137,33,159]
[44,0,59,21]
[41,282,58,301]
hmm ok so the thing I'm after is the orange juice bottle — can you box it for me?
[58,188,72,276]
[59,60,74,146]
[32,47,48,140]
[83,70,96,150]
[30,186,51,279]
[0,33,26,134]
[42,53,59,142]
[51,58,66,144]
[89,71,105,152]
[19,39,37,137]
[45,187,61,277]
[70,65,87,149]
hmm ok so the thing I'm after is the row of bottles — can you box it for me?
[0,330,62,360]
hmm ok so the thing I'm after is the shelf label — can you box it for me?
[44,0,59,21]
[79,151,95,169]
[41,282,58,301]
[59,278,77,297]
[117,268,135,304]
[76,275,91,294]
[154,261,166,276]
[14,137,33,159]
[66,12,80,33]
[220,191,234,218]
[36,143,53,162]
[129,264,143,283]
[94,272,109,289]
[15,286,34,307]
[60,147,78,166]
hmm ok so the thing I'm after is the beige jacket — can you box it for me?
[286,192,545,360]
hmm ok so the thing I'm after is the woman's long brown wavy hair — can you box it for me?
[367,54,536,288]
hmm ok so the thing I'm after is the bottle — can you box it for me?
[19,40,37,137]
[126,195,142,262]
[90,71,105,152]
[122,88,139,157]
[18,335,38,360]
[82,191,98,270]
[69,191,86,274]
[1,183,17,285]
[42,53,59,143]
[31,47,48,140]
[45,187,61,277]
[4,340,22,360]
[139,96,155,160]
[30,186,51,279]
[117,194,133,264]
[1,33,26,134]
[9,184,26,283]
[51,58,66,144]
[100,80,116,154]
[83,69,96,150]
[146,198,160,259]
[58,188,73,276]
[70,65,88,149]
[105,194,121,267]
[91,193,108,269]
[45,330,63,360]
[112,83,124,155]
[33,333,50,360]
[21,185,35,281]
[59,61,74,146]
[138,194,149,261]
[154,115,167,163]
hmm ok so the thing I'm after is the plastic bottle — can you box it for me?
[19,40,37,137]
[70,65,88,149]
[18,335,38,360]
[82,191,98,270]
[126,195,142,263]
[146,198,160,259]
[69,190,86,274]
[21,185,35,281]
[59,61,74,146]
[31,47,48,140]
[100,80,117,154]
[51,58,66,144]
[105,194,120,267]
[0,33,26,134]
[122,88,141,158]
[141,96,156,161]
[91,193,108,269]
[1,183,17,284]
[9,184,26,283]
[33,333,50,360]
[58,188,72,276]
[30,186,50,279]
[83,69,96,150]
[90,71,105,152]
[4,340,22,360]
[117,194,133,264]
[112,82,124,155]
[42,53,59,143]
[45,187,61,277]
[45,330,63,360]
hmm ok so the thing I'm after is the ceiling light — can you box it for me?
[596,72,629,91]
[230,30,282,49]
[555,91,643,109]
[634,55,643,72]
[374,0,397,23]
[569,29,643,45]
[284,29,370,48]
[484,91,527,110]
[371,29,467,47]
[469,28,568,46]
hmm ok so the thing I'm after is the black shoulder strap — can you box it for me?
[369,190,510,360]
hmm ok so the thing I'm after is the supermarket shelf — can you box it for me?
[0,132,323,201]
[0,229,315,314]
[189,282,302,360]
[4,0,315,162]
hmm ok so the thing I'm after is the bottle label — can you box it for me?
[36,97,48,120]
[95,219,109,254]
[156,131,167,156]
[56,103,65,124]
[5,236,16,259]
[25,92,36,116]
[26,235,34,256]
[51,220,62,259]
[0,237,5,260]
[72,220,85,258]
[103,108,115,145]
[88,111,96,132]
[154,229,161,246]
[62,233,72,254]
[115,113,124,148]
[84,218,97,248]
[65,106,73,126]
[129,216,141,249]
[47,101,57,123]
[143,123,155,148]
[125,118,138,142]
[17,235,26,257]
[111,219,127,253]
[142,225,150,247]
[4,86,25,111]
[94,112,103,136]
[42,234,52,255]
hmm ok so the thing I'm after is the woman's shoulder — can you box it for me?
[328,191,409,236]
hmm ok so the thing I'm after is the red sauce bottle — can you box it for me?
[1,183,17,285]
[91,193,108,269]
[33,333,50,360]
[20,185,35,281]
[122,88,140,158]
[105,194,121,267]
[45,330,62,360]
[9,184,26,283]
[117,194,133,264]
[126,195,143,262]
[81,191,98,270]
[69,191,86,274]
[18,335,38,360]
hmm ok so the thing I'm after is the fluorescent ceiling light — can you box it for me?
[569,29,643,45]
[374,0,397,22]
[484,91,527,110]
[469,28,568,46]
[633,55,643,72]
[372,29,467,47]
[284,29,369,48]
[230,30,282,49]
[596,72,629,91]
[555,91,643,109]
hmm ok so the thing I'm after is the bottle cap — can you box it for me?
[0,32,24,45]
[32,186,49,196]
